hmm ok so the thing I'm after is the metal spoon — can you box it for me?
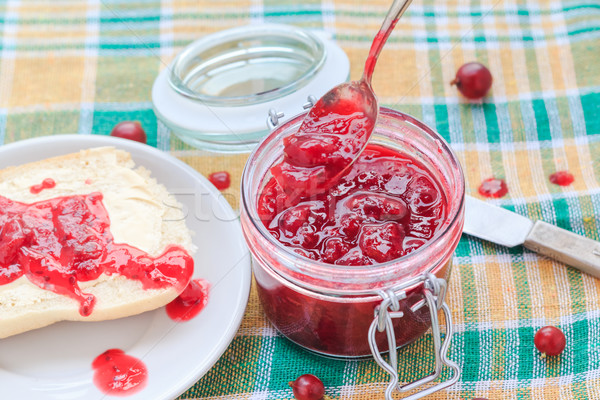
[303,0,415,166]
[271,0,415,200]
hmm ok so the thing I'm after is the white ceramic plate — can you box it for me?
[0,135,252,400]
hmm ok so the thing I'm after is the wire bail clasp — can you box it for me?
[368,273,461,399]
[266,95,317,130]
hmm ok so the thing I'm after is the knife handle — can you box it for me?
[524,220,600,279]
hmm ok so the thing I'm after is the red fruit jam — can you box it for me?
[166,278,210,321]
[478,177,508,198]
[549,170,574,186]
[208,171,231,191]
[241,109,465,357]
[29,178,56,194]
[0,193,193,316]
[92,349,148,396]
[260,145,447,265]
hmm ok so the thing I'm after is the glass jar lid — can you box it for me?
[168,25,325,106]
[152,23,350,153]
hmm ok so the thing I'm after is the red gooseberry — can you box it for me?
[534,326,566,357]
[289,374,325,400]
[110,121,147,144]
[451,62,493,99]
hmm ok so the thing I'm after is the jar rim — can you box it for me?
[241,107,465,292]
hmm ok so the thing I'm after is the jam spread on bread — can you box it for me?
[0,192,194,316]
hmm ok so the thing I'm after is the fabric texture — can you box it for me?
[0,0,599,399]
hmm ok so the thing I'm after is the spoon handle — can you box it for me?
[363,0,415,84]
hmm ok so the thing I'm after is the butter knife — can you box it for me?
[463,195,600,278]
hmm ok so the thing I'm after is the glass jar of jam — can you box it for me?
[240,107,464,398]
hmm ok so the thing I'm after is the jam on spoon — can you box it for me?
[271,0,415,200]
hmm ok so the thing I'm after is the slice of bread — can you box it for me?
[0,147,195,338]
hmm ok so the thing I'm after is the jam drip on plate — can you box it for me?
[259,144,447,265]
[166,278,210,322]
[92,349,148,396]
[0,193,194,316]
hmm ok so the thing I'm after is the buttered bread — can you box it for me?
[0,147,195,338]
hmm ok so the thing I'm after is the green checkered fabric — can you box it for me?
[1,0,599,399]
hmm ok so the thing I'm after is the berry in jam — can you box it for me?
[0,193,194,316]
[260,145,446,265]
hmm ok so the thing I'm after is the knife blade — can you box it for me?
[463,195,600,278]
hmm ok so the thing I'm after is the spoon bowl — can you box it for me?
[298,79,378,167]
[270,80,377,201]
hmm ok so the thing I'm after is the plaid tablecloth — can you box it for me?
[1,0,599,399]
